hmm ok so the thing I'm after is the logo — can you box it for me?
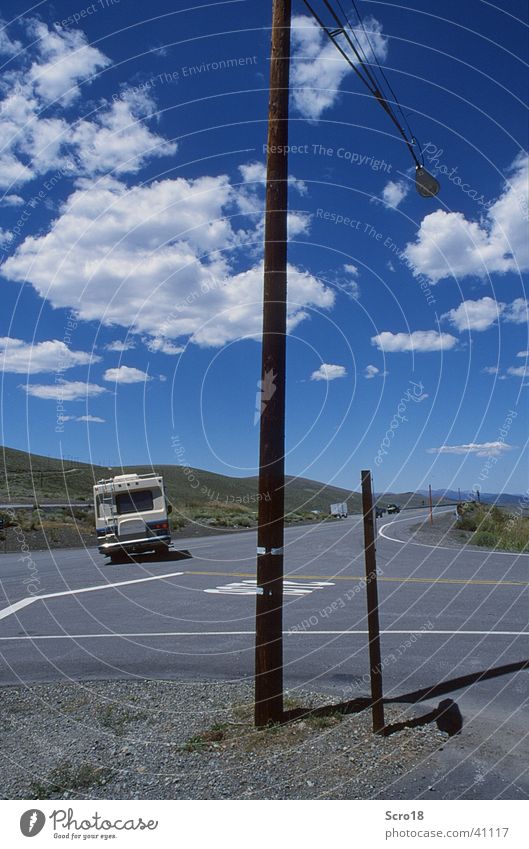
[254,368,277,425]
[20,810,46,837]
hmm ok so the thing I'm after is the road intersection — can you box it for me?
[0,508,527,797]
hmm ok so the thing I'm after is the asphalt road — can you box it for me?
[1,508,527,799]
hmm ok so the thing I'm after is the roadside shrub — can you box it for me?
[456,512,478,532]
[170,513,188,530]
[236,517,252,528]
[472,530,497,548]
[489,505,507,526]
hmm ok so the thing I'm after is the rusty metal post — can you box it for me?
[254,0,291,727]
[361,469,385,734]
[429,483,433,525]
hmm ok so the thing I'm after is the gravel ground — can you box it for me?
[407,512,476,549]
[0,680,448,800]
[1,525,97,552]
[0,517,328,552]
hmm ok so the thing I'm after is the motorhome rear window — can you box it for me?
[115,489,154,514]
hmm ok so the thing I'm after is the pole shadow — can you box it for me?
[281,659,529,736]
[282,696,463,737]
[386,659,529,705]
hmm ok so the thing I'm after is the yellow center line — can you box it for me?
[182,570,529,588]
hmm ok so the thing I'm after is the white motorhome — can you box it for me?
[330,502,348,518]
[94,473,172,561]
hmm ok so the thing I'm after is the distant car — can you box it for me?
[386,503,401,514]
[375,506,385,518]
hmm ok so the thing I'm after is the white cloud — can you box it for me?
[516,350,529,358]
[482,366,499,375]
[373,179,409,209]
[3,174,334,348]
[26,20,110,105]
[236,161,308,222]
[404,153,529,283]
[387,261,395,272]
[0,228,13,247]
[310,363,347,382]
[103,366,151,384]
[427,442,516,457]
[503,297,528,324]
[70,90,176,176]
[371,330,457,353]
[239,162,266,184]
[0,21,22,56]
[144,338,184,355]
[327,263,361,299]
[58,414,106,423]
[287,211,311,237]
[507,365,529,378]
[443,297,504,332]
[0,337,99,373]
[104,340,135,352]
[443,296,528,333]
[364,364,380,379]
[291,14,388,121]
[0,21,174,190]
[21,380,106,400]
[1,194,24,207]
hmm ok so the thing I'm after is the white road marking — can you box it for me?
[0,597,36,621]
[378,508,453,545]
[0,571,185,621]
[378,509,529,556]
[204,579,334,596]
[0,629,527,641]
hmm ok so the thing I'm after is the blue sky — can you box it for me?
[0,0,527,494]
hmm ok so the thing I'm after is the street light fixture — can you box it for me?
[415,165,441,198]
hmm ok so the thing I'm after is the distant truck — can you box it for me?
[330,502,348,519]
[94,473,172,562]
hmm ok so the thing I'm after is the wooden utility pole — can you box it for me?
[361,470,385,734]
[255,0,291,727]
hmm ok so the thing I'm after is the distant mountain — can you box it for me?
[419,488,524,506]
[1,445,447,514]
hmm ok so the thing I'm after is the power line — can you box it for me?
[349,0,421,158]
[300,0,422,167]
[300,0,377,95]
